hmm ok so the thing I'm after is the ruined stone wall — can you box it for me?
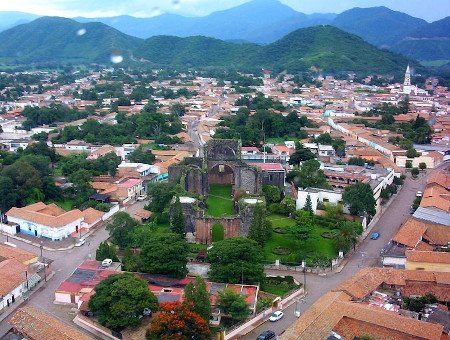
[206,139,240,161]
[185,167,208,196]
[261,171,285,190]
[195,217,241,244]
[236,166,262,194]
[208,164,234,185]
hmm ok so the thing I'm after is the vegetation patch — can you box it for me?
[272,247,291,255]
[212,223,225,242]
[261,276,299,296]
[206,185,234,217]
[273,227,289,234]
[321,230,339,239]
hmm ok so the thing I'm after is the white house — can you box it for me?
[4,202,105,241]
[296,187,345,214]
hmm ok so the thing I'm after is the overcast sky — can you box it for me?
[0,0,448,22]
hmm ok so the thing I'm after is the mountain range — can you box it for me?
[0,1,448,62]
[0,16,417,75]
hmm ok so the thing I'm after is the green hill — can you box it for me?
[0,17,418,75]
[135,35,257,67]
[136,26,416,74]
[0,16,142,64]
[392,17,450,61]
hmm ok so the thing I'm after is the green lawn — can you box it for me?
[206,185,235,217]
[264,214,337,265]
[54,200,75,211]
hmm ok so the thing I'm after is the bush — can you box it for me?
[321,230,339,239]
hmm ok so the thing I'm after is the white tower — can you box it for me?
[403,64,412,95]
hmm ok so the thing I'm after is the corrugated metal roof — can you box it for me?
[413,207,450,226]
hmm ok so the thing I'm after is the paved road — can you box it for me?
[0,202,143,337]
[241,171,430,339]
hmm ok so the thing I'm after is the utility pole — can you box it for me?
[241,262,244,286]
[302,260,306,289]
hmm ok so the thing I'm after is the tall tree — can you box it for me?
[140,233,188,278]
[128,145,155,164]
[106,212,138,249]
[218,288,251,323]
[303,194,313,215]
[89,273,159,330]
[184,276,211,322]
[287,159,330,189]
[206,237,265,284]
[248,204,272,245]
[262,185,281,203]
[95,241,119,262]
[0,176,17,217]
[146,302,210,340]
[342,182,376,216]
[170,197,185,235]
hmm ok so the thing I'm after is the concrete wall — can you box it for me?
[382,256,406,268]
[405,261,450,272]
[296,189,343,213]
[396,155,439,168]
[0,283,24,311]
[7,216,83,240]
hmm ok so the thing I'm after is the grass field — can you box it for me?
[206,185,235,217]
[264,214,337,264]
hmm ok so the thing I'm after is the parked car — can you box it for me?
[137,194,148,201]
[269,311,284,322]
[416,191,423,197]
[410,206,416,214]
[101,258,113,267]
[257,330,276,340]
[74,238,86,247]
[370,232,380,240]
[143,308,152,317]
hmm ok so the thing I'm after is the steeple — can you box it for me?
[403,64,412,94]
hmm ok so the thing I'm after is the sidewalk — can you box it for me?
[3,223,103,251]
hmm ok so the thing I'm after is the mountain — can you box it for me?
[135,26,415,74]
[75,0,335,43]
[0,17,141,64]
[392,17,450,61]
[0,16,417,75]
[332,6,427,48]
[0,11,39,32]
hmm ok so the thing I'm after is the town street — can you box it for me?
[241,169,433,339]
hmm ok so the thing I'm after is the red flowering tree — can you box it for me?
[146,302,211,340]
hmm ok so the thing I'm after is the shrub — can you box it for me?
[272,247,291,255]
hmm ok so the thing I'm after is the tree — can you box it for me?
[146,302,211,340]
[184,276,211,322]
[419,162,427,170]
[206,237,265,284]
[287,160,330,189]
[106,212,138,249]
[343,182,376,216]
[278,197,296,216]
[381,113,395,125]
[89,273,159,330]
[147,182,175,214]
[95,241,119,262]
[128,145,155,164]
[248,204,272,245]
[289,146,315,165]
[140,233,188,278]
[348,157,366,166]
[122,248,140,272]
[288,210,314,240]
[262,185,281,203]
[170,103,186,117]
[406,148,419,158]
[170,197,185,235]
[411,167,420,178]
[0,176,17,217]
[217,288,251,323]
[405,160,413,169]
[335,221,361,252]
[303,194,313,215]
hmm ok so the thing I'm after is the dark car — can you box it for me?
[257,330,276,340]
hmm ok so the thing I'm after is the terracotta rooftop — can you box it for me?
[424,224,450,246]
[0,244,37,264]
[9,306,93,340]
[406,250,450,264]
[392,218,429,248]
[281,291,444,340]
[81,208,104,225]
[6,202,84,228]
[0,259,26,296]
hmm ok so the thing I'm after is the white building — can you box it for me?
[296,187,345,214]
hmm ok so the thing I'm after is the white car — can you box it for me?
[101,258,113,267]
[416,191,423,197]
[74,238,86,247]
[137,194,148,201]
[269,311,284,322]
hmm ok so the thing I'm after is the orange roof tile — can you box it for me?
[392,218,429,248]
[10,306,93,340]
[0,259,26,296]
[406,250,450,264]
[81,208,104,225]
[0,244,37,264]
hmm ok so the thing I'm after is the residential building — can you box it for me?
[296,187,345,213]
[9,306,93,340]
[281,268,449,340]
[3,202,106,240]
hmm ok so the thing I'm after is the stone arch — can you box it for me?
[211,223,224,242]
[208,144,236,161]
[208,163,235,186]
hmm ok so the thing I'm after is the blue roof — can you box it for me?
[413,207,450,226]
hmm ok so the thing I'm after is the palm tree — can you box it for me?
[335,222,359,252]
